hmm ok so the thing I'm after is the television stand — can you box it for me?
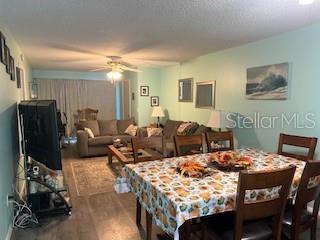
[26,165,72,218]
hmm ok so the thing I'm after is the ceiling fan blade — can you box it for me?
[121,66,142,72]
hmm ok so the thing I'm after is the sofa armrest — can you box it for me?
[77,130,89,157]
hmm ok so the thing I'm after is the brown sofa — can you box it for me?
[77,119,135,157]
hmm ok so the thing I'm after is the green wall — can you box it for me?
[129,67,162,126]
[0,23,31,240]
[158,22,320,156]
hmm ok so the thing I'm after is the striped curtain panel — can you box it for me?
[36,78,115,136]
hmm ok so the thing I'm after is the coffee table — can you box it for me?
[107,145,156,166]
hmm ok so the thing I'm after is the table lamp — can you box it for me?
[151,106,165,127]
[207,110,232,131]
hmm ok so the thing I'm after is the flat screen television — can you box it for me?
[19,100,62,170]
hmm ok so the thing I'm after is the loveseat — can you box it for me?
[77,119,135,157]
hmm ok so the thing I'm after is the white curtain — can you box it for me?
[36,78,115,136]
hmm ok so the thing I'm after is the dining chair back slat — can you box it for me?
[174,135,204,157]
[235,166,296,240]
[205,131,234,153]
[278,133,318,161]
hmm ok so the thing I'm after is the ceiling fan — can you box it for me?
[90,56,142,73]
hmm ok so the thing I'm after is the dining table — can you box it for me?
[123,148,310,240]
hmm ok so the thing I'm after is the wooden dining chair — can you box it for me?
[205,131,234,152]
[174,134,204,157]
[131,136,164,233]
[204,166,296,240]
[282,160,320,240]
[77,108,99,121]
[278,133,318,161]
[131,136,164,163]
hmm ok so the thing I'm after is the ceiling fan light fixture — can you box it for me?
[299,0,314,5]
[107,71,122,81]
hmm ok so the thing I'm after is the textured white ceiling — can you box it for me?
[1,0,320,71]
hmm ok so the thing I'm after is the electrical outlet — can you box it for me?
[7,195,14,206]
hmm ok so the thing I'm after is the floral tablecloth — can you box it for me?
[124,149,306,239]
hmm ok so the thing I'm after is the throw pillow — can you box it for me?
[147,127,163,137]
[125,124,138,136]
[98,120,118,136]
[177,122,199,136]
[117,119,134,134]
[84,127,94,138]
[79,120,100,136]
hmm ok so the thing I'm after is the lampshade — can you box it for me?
[207,110,233,129]
[152,106,165,117]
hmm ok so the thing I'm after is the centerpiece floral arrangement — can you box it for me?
[209,151,253,170]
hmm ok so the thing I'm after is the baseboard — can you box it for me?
[5,224,13,240]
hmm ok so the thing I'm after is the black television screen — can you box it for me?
[19,100,62,170]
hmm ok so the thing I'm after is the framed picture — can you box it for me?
[0,32,6,64]
[10,56,15,81]
[30,82,38,99]
[195,81,216,108]
[16,67,23,88]
[5,45,10,74]
[150,96,159,106]
[246,62,288,100]
[179,78,193,102]
[140,86,149,96]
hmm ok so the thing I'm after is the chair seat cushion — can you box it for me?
[205,212,273,240]
[282,206,313,226]
[88,136,114,146]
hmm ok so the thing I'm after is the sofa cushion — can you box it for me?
[117,119,134,134]
[163,120,183,139]
[79,120,100,136]
[88,136,114,146]
[98,119,118,136]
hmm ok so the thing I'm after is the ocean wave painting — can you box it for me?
[246,63,288,100]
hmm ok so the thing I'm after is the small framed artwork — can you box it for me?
[30,82,38,99]
[0,32,6,64]
[150,96,159,106]
[5,45,10,73]
[16,67,23,88]
[140,86,149,96]
[10,56,15,81]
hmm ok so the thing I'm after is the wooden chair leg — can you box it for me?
[136,199,141,225]
[311,223,317,240]
[146,210,152,240]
